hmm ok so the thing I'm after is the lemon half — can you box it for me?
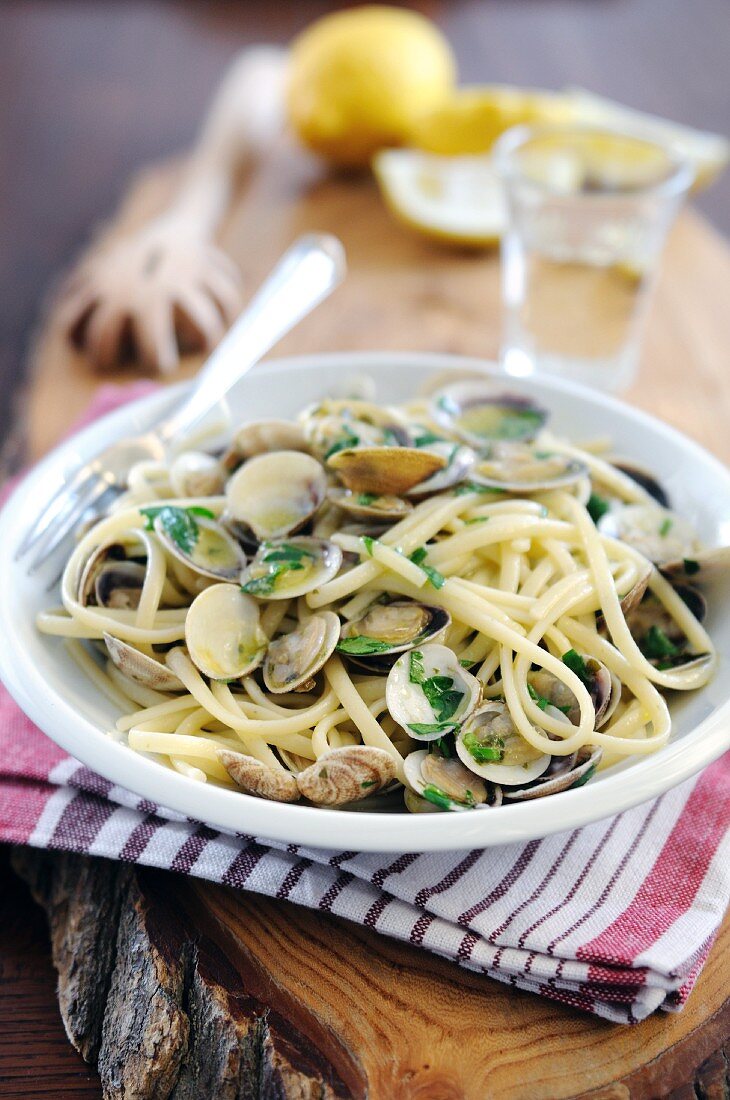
[373,150,505,247]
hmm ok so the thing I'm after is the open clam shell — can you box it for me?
[95,560,146,610]
[386,643,481,742]
[597,503,701,566]
[77,542,128,605]
[338,600,451,671]
[455,701,551,785]
[430,381,549,448]
[184,583,267,680]
[222,419,309,469]
[405,442,477,497]
[299,398,409,460]
[153,512,246,582]
[217,749,300,803]
[612,460,670,508]
[527,656,615,729]
[469,447,588,494]
[263,611,341,694]
[660,545,730,586]
[327,446,446,496]
[403,749,496,811]
[240,537,343,600]
[327,487,413,522]
[169,451,225,498]
[225,450,326,542]
[502,745,603,801]
[625,590,710,669]
[104,633,184,692]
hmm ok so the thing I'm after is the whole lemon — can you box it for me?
[287,6,456,168]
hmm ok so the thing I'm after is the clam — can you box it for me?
[327,446,446,496]
[184,583,267,680]
[502,745,603,801]
[338,601,451,671]
[597,503,701,566]
[77,542,127,605]
[296,745,397,806]
[103,633,185,691]
[625,590,711,670]
[217,749,300,802]
[612,460,670,508]
[430,381,549,448]
[386,643,481,741]
[152,510,246,581]
[327,487,413,522]
[169,451,225,498]
[263,611,341,694]
[299,398,409,459]
[660,545,730,586]
[222,419,309,469]
[225,451,326,541]
[240,537,343,600]
[528,655,615,728]
[469,447,588,494]
[455,702,551,785]
[95,560,146,609]
[406,442,477,496]
[403,749,491,811]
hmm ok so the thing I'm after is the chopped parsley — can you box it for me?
[587,493,610,524]
[361,535,376,556]
[462,729,504,763]
[436,394,459,416]
[464,516,490,525]
[683,558,700,576]
[432,736,453,757]
[140,505,215,553]
[658,517,673,537]
[262,543,314,565]
[409,721,459,736]
[409,545,445,589]
[324,428,360,460]
[569,764,598,790]
[360,779,376,789]
[356,493,378,506]
[640,625,680,660]
[495,408,544,441]
[409,650,425,685]
[454,481,506,497]
[528,683,571,714]
[241,542,312,596]
[412,430,444,447]
[562,649,593,687]
[336,635,393,656]
[459,658,474,668]
[421,784,453,810]
[408,650,464,730]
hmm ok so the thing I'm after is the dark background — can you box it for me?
[1,0,729,439]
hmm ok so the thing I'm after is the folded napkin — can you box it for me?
[1,385,728,1025]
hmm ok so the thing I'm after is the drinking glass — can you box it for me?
[494,126,693,391]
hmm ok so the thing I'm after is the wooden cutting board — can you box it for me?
[15,139,730,1098]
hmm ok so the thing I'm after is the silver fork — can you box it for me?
[17,233,346,573]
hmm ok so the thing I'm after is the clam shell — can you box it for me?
[327,446,446,496]
[338,601,451,671]
[456,702,551,785]
[240,537,343,601]
[95,561,146,610]
[469,447,588,493]
[598,503,700,566]
[430,382,549,447]
[185,583,267,680]
[169,451,225,497]
[386,643,481,741]
[223,420,309,468]
[402,750,475,812]
[660,545,730,586]
[296,746,397,806]
[104,633,185,692]
[327,487,413,522]
[77,542,127,605]
[503,746,603,801]
[153,513,246,581]
[217,749,300,802]
[263,611,340,693]
[225,450,326,542]
[406,443,476,496]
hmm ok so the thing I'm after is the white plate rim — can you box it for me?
[0,350,728,852]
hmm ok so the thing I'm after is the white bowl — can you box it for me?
[1,352,728,852]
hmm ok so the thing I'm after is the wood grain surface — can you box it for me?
[3,131,729,1097]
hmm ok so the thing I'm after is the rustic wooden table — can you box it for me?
[1,135,729,1098]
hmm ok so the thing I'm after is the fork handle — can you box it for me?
[156,233,347,446]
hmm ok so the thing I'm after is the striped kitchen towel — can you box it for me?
[1,385,728,1024]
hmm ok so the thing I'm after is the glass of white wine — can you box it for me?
[495,126,693,392]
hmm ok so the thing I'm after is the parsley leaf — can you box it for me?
[412,430,444,447]
[454,481,505,497]
[420,672,463,723]
[421,784,453,810]
[356,493,378,506]
[562,649,593,687]
[464,516,490,525]
[409,722,457,736]
[459,657,474,668]
[462,729,504,763]
[640,625,680,660]
[336,635,394,656]
[240,572,281,596]
[587,493,610,524]
[324,428,360,460]
[432,736,452,757]
[409,650,425,685]
[658,517,673,537]
[140,505,214,553]
[409,545,445,589]
[360,779,376,789]
[361,535,376,557]
[527,683,571,715]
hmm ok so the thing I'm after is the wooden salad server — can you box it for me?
[56,46,289,374]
